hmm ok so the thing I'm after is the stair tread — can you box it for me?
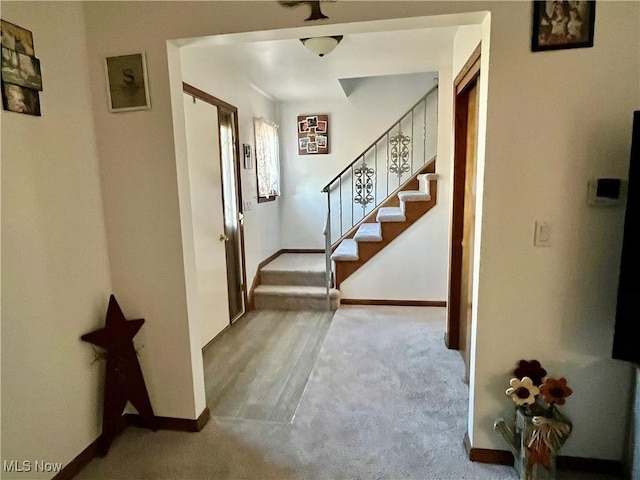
[417,173,438,181]
[398,190,431,201]
[331,239,358,261]
[354,223,382,242]
[261,253,325,273]
[376,207,406,222]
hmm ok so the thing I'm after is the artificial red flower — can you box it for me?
[514,359,547,386]
[540,377,573,405]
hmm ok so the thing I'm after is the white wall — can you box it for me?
[471,1,638,459]
[340,206,449,301]
[82,6,214,423]
[453,24,482,77]
[181,45,281,290]
[278,72,436,249]
[70,0,639,464]
[1,2,112,477]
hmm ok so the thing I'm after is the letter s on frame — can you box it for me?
[122,68,135,84]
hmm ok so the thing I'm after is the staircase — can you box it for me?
[322,84,439,293]
[252,84,439,312]
[253,253,340,311]
[330,161,438,288]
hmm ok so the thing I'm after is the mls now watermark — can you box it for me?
[3,460,64,474]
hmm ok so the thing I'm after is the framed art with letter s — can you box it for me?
[105,52,151,112]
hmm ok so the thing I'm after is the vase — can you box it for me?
[494,405,572,480]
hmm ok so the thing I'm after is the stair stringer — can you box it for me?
[333,160,438,288]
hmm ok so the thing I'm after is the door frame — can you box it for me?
[182,82,249,320]
[446,44,481,351]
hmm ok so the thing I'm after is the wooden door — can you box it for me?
[217,109,246,323]
[459,79,479,383]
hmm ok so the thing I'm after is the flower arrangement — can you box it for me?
[495,359,573,476]
[505,360,573,416]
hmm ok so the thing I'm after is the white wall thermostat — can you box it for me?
[587,178,627,206]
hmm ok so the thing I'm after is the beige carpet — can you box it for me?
[76,306,619,479]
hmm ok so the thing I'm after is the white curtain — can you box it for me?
[254,117,280,198]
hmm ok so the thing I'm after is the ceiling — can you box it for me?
[182,26,460,102]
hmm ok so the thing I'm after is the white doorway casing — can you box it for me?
[170,12,491,447]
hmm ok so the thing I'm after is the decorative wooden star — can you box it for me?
[82,295,158,456]
[278,1,330,21]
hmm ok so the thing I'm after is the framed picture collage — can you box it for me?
[1,19,43,116]
[298,114,329,155]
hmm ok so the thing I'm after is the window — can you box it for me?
[254,117,280,202]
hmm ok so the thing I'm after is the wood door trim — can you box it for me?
[454,43,481,94]
[183,82,237,114]
[229,107,249,314]
[447,46,481,351]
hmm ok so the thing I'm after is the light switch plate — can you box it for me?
[534,221,551,247]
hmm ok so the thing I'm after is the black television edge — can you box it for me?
[612,111,640,365]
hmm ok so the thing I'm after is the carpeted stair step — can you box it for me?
[253,285,340,311]
[397,173,438,202]
[331,239,358,261]
[354,223,382,242]
[377,173,438,223]
[376,206,405,222]
[418,173,438,195]
[260,253,326,287]
[397,190,430,202]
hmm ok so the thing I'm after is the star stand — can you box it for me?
[81,295,158,456]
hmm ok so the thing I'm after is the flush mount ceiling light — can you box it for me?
[300,35,343,57]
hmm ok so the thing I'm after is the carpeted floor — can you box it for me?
[76,306,619,479]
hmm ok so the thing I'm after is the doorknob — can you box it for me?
[219,233,229,242]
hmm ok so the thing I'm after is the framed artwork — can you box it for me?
[2,82,40,116]
[104,52,151,112]
[2,47,42,91]
[532,1,595,51]
[297,114,329,155]
[1,19,35,57]
[1,19,42,116]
